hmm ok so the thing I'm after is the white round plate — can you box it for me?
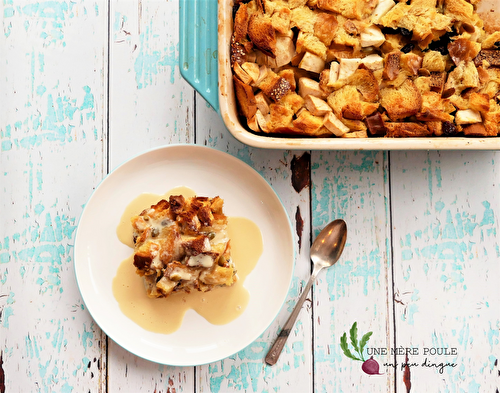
[74,144,295,366]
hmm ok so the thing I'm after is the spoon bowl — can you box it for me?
[265,219,347,366]
[311,219,347,268]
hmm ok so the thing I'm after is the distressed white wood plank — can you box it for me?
[311,151,395,392]
[108,342,194,393]
[107,0,195,391]
[195,97,314,393]
[0,1,108,391]
[108,0,195,170]
[390,151,500,392]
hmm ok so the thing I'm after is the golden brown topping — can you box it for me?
[271,7,292,34]
[348,68,380,102]
[430,72,447,94]
[477,66,490,85]
[342,101,379,120]
[233,76,257,120]
[269,103,295,131]
[468,92,490,113]
[233,4,249,42]
[474,50,500,68]
[426,121,443,136]
[317,0,377,20]
[383,51,401,81]
[385,122,432,137]
[443,0,473,23]
[448,38,481,66]
[231,0,500,138]
[292,110,324,134]
[380,79,422,120]
[402,53,423,76]
[481,32,500,50]
[416,109,454,122]
[248,13,277,58]
[314,13,338,46]
[422,51,447,73]
[463,123,487,136]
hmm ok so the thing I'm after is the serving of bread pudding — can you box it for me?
[230,0,500,138]
[131,195,236,298]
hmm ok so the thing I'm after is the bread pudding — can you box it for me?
[131,195,237,298]
[230,0,500,138]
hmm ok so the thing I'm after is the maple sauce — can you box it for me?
[113,187,262,334]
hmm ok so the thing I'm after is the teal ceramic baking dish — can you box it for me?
[179,0,500,150]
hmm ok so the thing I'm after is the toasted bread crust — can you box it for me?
[385,122,432,137]
[233,76,257,120]
[248,13,277,58]
[234,4,249,42]
[231,0,500,138]
[474,50,500,68]
[348,68,380,102]
[463,123,489,136]
[383,51,401,81]
[381,79,423,120]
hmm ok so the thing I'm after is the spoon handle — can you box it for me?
[265,265,322,366]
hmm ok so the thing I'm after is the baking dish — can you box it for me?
[179,0,500,150]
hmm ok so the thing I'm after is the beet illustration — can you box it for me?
[340,322,383,376]
[362,356,383,375]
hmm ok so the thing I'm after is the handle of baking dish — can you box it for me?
[179,0,220,112]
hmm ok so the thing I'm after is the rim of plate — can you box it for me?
[74,144,296,366]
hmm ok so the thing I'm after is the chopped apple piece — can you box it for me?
[455,109,482,124]
[247,114,260,132]
[241,62,261,84]
[255,65,269,86]
[304,95,332,116]
[338,58,362,81]
[361,54,384,71]
[233,62,253,85]
[327,61,340,86]
[255,92,271,114]
[371,0,395,24]
[323,112,350,136]
[298,77,325,98]
[255,110,271,132]
[360,25,385,48]
[299,52,326,74]
[275,36,296,68]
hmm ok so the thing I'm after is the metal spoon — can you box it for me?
[265,219,347,366]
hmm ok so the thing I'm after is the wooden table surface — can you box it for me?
[1,1,499,392]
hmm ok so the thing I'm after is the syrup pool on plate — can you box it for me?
[113,186,263,334]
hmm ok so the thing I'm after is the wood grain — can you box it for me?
[390,151,500,392]
[108,0,195,168]
[311,151,395,392]
[0,1,108,391]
